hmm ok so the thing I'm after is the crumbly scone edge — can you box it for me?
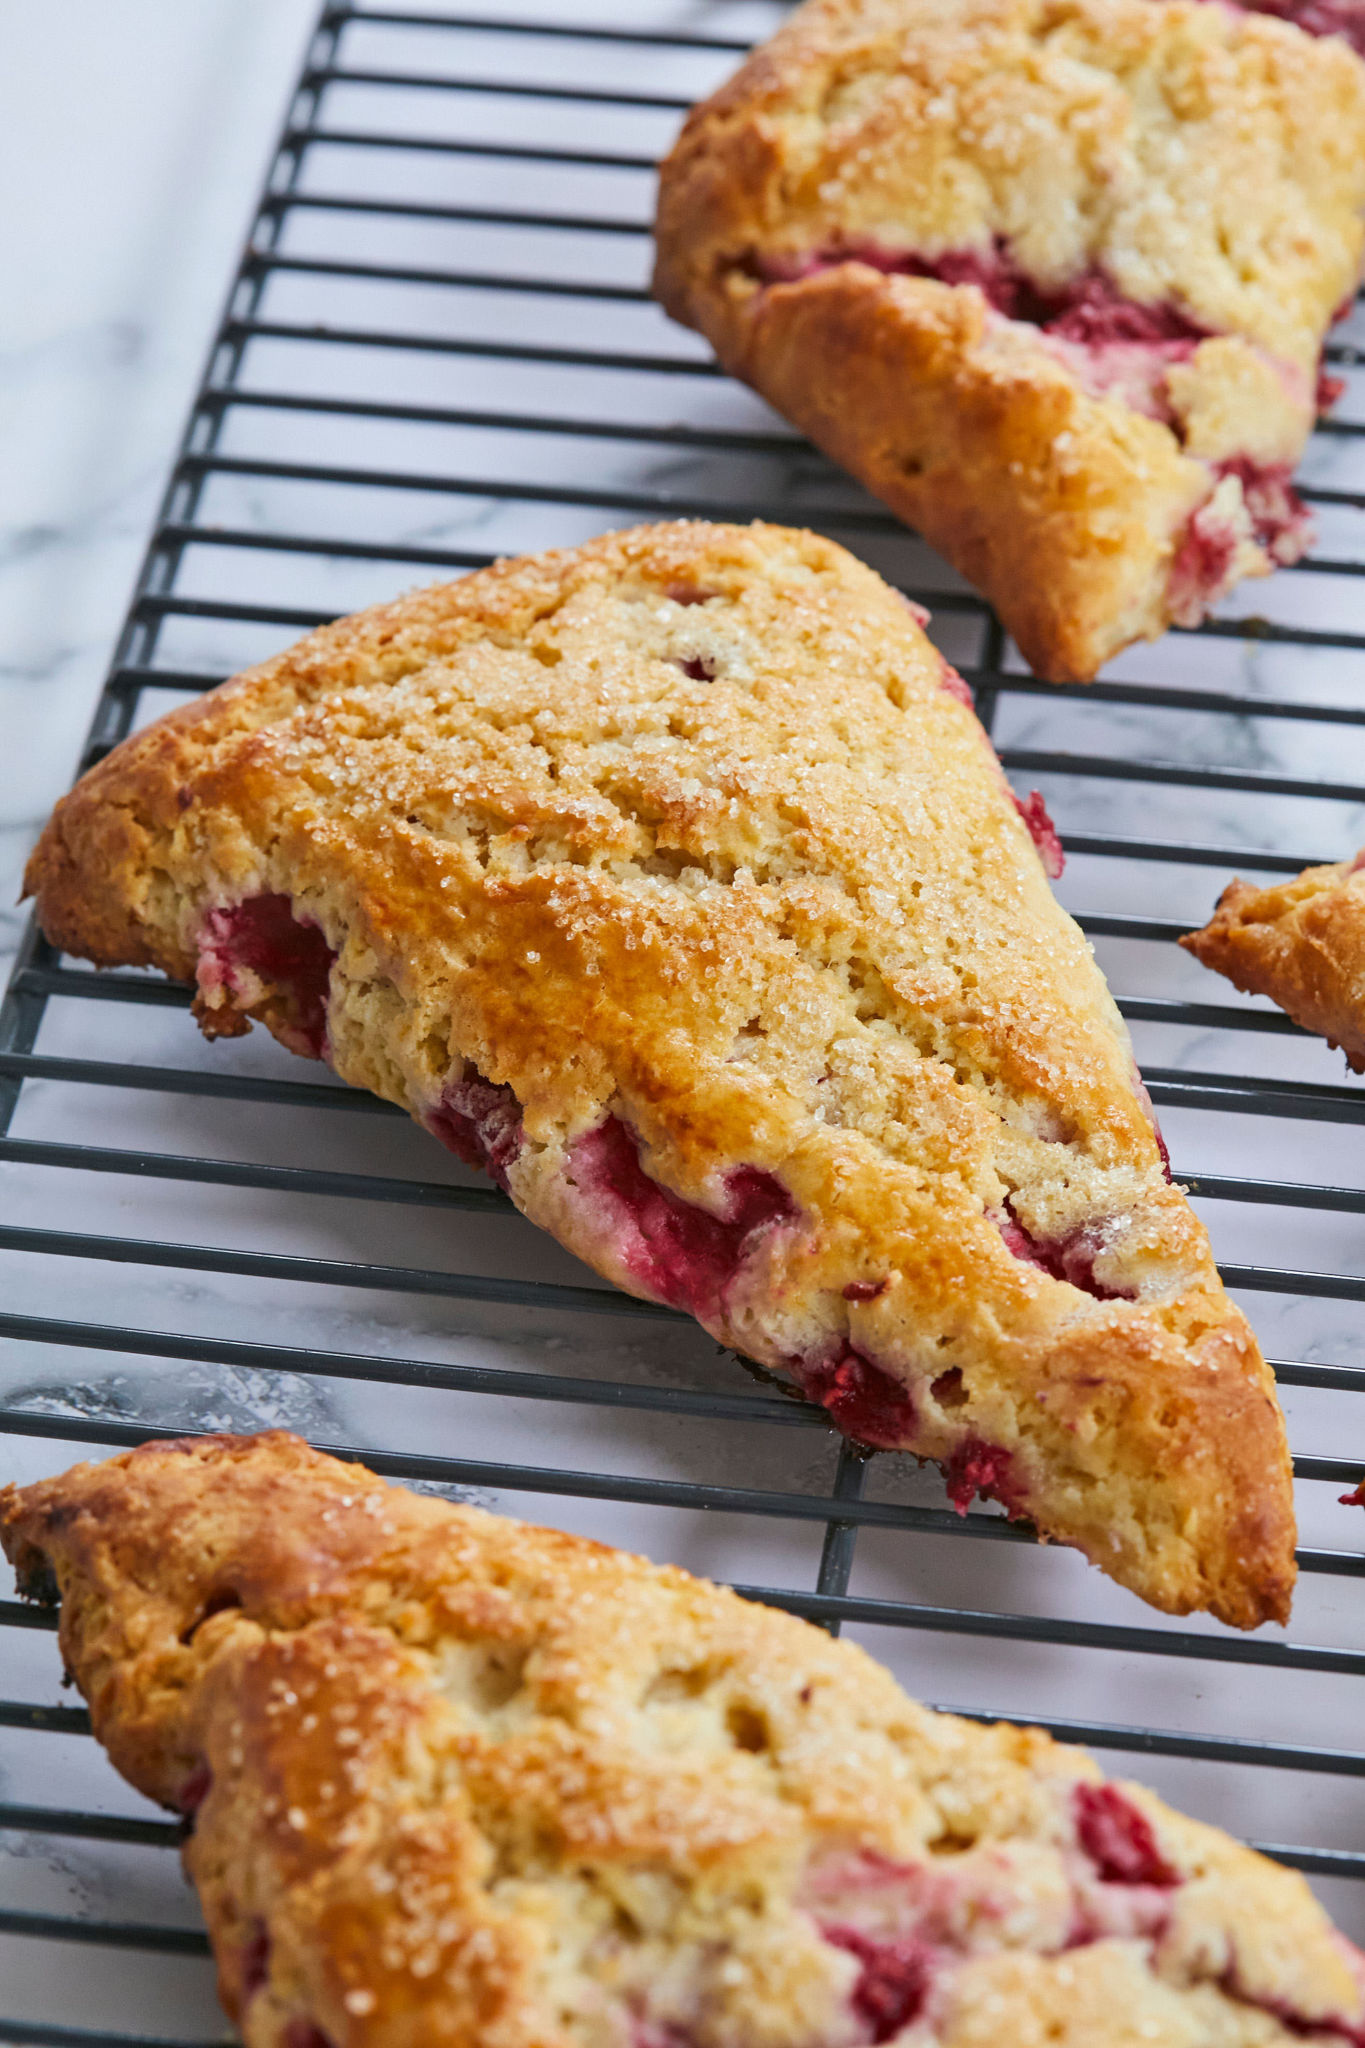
[1182,855,1365,1071]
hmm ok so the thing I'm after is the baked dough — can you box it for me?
[1,1432,1360,2048]
[1244,0,1365,56]
[1182,852,1365,1069]
[23,521,1294,1626]
[652,0,1365,681]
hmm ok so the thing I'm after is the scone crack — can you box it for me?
[992,1198,1138,1301]
[741,246,1317,600]
[200,673,1098,1183]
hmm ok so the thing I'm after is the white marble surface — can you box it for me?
[0,0,319,971]
[4,0,1365,2032]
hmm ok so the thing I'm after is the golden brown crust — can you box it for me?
[24,521,1293,1626]
[652,0,1365,681]
[0,1434,1359,2048]
[1182,853,1365,1071]
[691,265,1213,683]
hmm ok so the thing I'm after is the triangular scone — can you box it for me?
[25,521,1293,1626]
[653,0,1365,682]
[1183,853,1365,1070]
[1,1434,1359,2046]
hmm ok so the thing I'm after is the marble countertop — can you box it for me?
[0,0,319,973]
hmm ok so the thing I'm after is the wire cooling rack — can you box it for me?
[7,0,1365,2035]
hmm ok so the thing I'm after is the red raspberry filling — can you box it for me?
[569,1114,795,1322]
[283,2026,332,2048]
[943,1437,1019,1515]
[1129,1063,1172,1182]
[427,1074,524,1192]
[937,661,976,708]
[794,1342,917,1449]
[994,1203,1137,1301]
[1170,456,1312,623]
[757,239,1207,348]
[1238,0,1365,52]
[241,1922,272,1998]
[631,2023,696,2048]
[1319,365,1348,412]
[1075,1784,1180,1888]
[1222,1968,1365,2047]
[1046,282,1206,349]
[1168,493,1246,623]
[805,1833,1365,2039]
[177,1762,212,1815]
[1217,456,1313,564]
[823,1926,933,2042]
[758,239,1214,437]
[1013,790,1065,879]
[197,894,336,1060]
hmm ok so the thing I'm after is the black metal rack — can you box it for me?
[5,2,1365,2035]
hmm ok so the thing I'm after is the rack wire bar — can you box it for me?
[6,0,1365,2029]
[0,1809,182,1851]
[330,9,760,47]
[0,1703,91,1736]
[220,315,723,373]
[0,1914,210,1958]
[0,2029,220,2048]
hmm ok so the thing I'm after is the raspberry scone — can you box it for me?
[2,1433,1361,2048]
[24,521,1294,1627]
[652,0,1365,682]
[1182,853,1365,1070]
